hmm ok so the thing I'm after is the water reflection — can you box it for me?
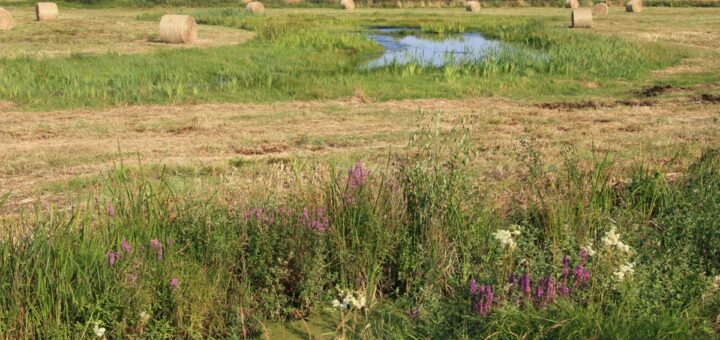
[366,28,504,68]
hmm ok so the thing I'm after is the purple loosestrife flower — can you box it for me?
[150,239,164,260]
[557,281,570,297]
[128,274,138,284]
[535,277,545,300]
[169,278,179,291]
[302,208,329,232]
[470,279,478,296]
[520,272,531,296]
[107,203,114,217]
[106,251,117,266]
[347,160,369,190]
[573,250,590,287]
[545,275,556,303]
[406,308,420,320]
[474,285,493,317]
[562,255,569,280]
[122,238,132,254]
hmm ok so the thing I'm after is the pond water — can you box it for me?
[365,27,504,68]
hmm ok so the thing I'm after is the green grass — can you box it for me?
[0,10,691,110]
[1,127,719,337]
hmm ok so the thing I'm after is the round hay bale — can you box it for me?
[593,3,609,15]
[0,7,13,31]
[340,0,355,10]
[466,1,480,12]
[571,8,592,28]
[158,14,197,44]
[626,0,642,12]
[35,2,58,21]
[564,0,579,9]
[246,1,265,14]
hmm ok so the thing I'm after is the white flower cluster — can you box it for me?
[602,226,631,253]
[493,228,521,251]
[139,311,151,324]
[331,289,366,311]
[613,261,635,282]
[93,322,106,338]
[583,241,596,256]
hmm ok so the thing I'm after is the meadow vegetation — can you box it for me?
[1,127,719,337]
[0,4,719,339]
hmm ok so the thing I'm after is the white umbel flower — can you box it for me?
[583,241,596,256]
[139,311,150,323]
[493,229,520,251]
[602,226,632,253]
[93,322,106,338]
[613,262,635,282]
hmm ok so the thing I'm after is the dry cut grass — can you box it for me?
[0,8,254,58]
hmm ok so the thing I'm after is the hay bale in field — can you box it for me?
[593,3,609,15]
[246,1,265,13]
[626,0,642,12]
[466,1,480,11]
[158,14,197,44]
[35,2,58,21]
[564,0,579,9]
[340,0,355,10]
[0,7,13,31]
[571,8,592,28]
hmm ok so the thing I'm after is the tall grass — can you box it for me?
[1,125,719,337]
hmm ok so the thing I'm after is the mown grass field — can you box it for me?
[0,3,719,338]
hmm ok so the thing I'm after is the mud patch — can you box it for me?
[638,85,678,98]
[537,100,655,111]
[700,93,720,104]
[233,144,290,156]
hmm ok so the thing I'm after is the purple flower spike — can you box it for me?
[302,208,330,232]
[150,239,164,260]
[474,285,493,317]
[546,276,556,302]
[470,279,478,296]
[535,278,545,299]
[106,251,117,266]
[520,272,531,296]
[122,238,132,254]
[580,250,588,265]
[169,278,179,291]
[107,203,114,216]
[348,160,370,190]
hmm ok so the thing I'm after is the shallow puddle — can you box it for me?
[366,27,504,68]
